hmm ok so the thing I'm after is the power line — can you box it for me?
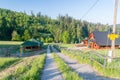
[81,0,100,20]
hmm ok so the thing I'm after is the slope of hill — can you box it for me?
[0,8,109,43]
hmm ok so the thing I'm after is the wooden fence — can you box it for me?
[56,45,120,68]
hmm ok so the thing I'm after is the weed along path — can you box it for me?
[51,46,118,80]
[41,46,64,80]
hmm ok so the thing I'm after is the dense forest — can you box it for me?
[0,8,119,43]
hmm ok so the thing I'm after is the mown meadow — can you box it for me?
[1,54,46,80]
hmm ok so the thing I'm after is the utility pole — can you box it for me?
[111,0,119,58]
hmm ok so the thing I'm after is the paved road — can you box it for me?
[52,46,119,80]
[41,46,64,80]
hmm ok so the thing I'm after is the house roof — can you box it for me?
[91,31,120,46]
[21,39,43,47]
[22,41,39,46]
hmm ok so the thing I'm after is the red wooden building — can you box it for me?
[83,31,120,49]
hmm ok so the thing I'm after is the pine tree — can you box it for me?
[62,31,70,43]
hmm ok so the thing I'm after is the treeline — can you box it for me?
[0,8,112,43]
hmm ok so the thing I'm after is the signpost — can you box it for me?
[108,33,119,41]
[107,33,119,62]
[107,0,119,62]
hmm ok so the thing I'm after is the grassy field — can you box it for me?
[59,43,75,48]
[2,54,46,80]
[0,41,23,45]
[0,41,23,55]
[0,41,47,56]
[0,46,20,56]
[0,41,23,48]
[51,43,75,48]
[57,43,120,57]
[61,49,120,78]
[94,49,120,57]
[0,57,21,71]
[0,41,47,79]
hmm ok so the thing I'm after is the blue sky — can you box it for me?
[0,0,120,24]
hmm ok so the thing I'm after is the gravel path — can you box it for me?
[41,46,64,80]
[52,46,119,80]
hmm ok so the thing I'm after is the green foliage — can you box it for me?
[0,8,112,43]
[22,30,31,41]
[40,37,45,42]
[11,30,21,41]
[45,37,53,43]
[53,53,83,80]
[62,31,70,43]
[81,22,89,38]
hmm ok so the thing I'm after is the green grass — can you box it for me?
[0,57,21,71]
[94,49,120,57]
[59,43,75,48]
[61,49,120,79]
[71,48,120,68]
[0,46,20,56]
[89,49,120,68]
[91,60,120,78]
[0,41,23,56]
[0,41,23,45]
[0,45,19,48]
[2,54,46,80]
[51,43,75,49]
[54,44,120,78]
[56,43,120,57]
[53,53,83,80]
[106,58,120,68]
[0,41,46,56]
[62,50,90,64]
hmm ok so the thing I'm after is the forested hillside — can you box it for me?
[0,8,112,43]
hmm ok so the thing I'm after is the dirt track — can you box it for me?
[41,46,64,80]
[52,46,119,80]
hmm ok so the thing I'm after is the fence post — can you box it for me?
[20,45,23,57]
